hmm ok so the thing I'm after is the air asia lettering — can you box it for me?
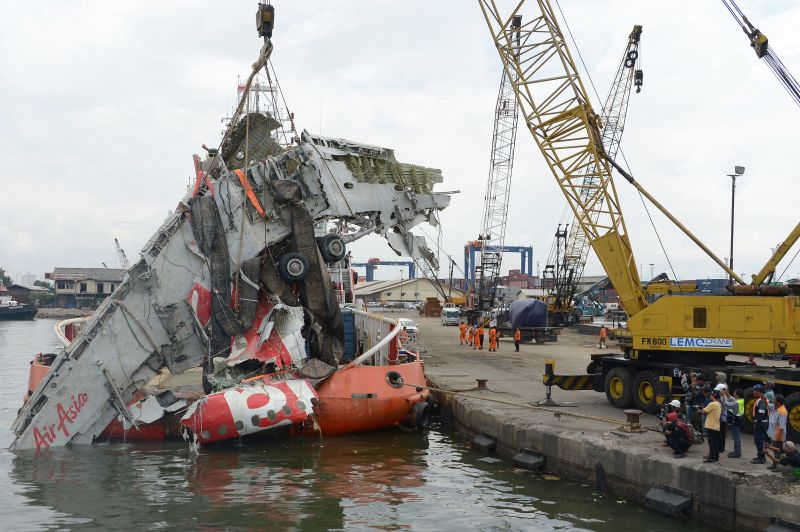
[33,393,88,452]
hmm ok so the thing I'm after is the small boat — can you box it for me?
[0,285,37,320]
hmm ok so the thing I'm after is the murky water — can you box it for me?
[0,319,711,531]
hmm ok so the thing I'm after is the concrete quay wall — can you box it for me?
[430,377,799,531]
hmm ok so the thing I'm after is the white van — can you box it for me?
[441,307,460,326]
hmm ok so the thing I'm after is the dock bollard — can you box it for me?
[622,409,644,432]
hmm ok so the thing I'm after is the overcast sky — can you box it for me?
[1,0,799,284]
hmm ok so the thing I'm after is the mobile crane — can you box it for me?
[479,0,800,440]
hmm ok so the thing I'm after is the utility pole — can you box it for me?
[399,269,404,306]
[649,263,654,281]
[727,166,746,280]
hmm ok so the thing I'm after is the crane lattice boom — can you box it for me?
[478,0,647,316]
[475,15,522,312]
[545,25,643,320]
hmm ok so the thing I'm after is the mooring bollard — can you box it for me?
[476,379,487,390]
[623,409,642,431]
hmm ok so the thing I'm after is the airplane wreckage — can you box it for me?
[11,5,452,452]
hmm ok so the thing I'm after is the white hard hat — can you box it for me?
[714,383,727,391]
[669,399,681,408]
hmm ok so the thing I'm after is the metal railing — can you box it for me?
[346,309,405,367]
[55,316,91,347]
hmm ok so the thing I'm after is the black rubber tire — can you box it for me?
[586,361,601,374]
[741,387,755,435]
[632,370,660,414]
[413,401,432,430]
[277,252,309,283]
[604,367,634,408]
[784,392,800,443]
[317,234,346,263]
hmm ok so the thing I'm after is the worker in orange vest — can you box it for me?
[514,328,521,352]
[474,324,484,350]
[459,322,467,345]
[488,326,498,352]
[599,325,608,349]
[467,324,474,346]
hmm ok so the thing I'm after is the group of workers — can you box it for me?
[459,322,522,352]
[660,374,799,480]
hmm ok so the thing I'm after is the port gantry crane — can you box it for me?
[543,24,643,326]
[473,15,522,315]
[479,0,800,435]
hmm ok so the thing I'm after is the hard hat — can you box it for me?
[753,384,765,392]
[669,399,681,409]
[784,441,796,452]
[714,383,727,391]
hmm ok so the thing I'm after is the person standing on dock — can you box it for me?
[514,328,521,352]
[701,390,722,463]
[599,326,607,349]
[727,389,744,458]
[474,324,484,351]
[488,326,498,352]
[767,394,788,470]
[751,384,770,464]
[459,322,467,346]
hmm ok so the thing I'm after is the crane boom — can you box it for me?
[475,15,522,312]
[115,238,130,270]
[544,25,644,323]
[478,0,648,316]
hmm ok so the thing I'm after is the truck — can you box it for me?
[480,0,800,441]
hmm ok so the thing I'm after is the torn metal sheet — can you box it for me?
[180,378,317,444]
[11,128,451,451]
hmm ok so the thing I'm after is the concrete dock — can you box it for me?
[406,312,800,530]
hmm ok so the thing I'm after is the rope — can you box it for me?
[412,382,660,433]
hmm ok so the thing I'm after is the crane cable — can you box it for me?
[552,0,679,282]
[720,0,800,107]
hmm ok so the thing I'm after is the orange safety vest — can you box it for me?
[600,327,607,338]
[489,328,497,340]
[514,329,521,341]
[459,323,467,337]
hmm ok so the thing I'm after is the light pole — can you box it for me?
[649,263,654,281]
[727,166,746,280]
[399,269,403,307]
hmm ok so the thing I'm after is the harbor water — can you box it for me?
[0,319,711,531]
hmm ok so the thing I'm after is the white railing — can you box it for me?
[55,316,91,347]
[346,309,403,367]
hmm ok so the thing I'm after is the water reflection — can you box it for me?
[3,321,711,531]
[11,432,430,531]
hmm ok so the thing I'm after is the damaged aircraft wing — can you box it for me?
[11,130,451,451]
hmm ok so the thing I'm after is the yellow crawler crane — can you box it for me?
[478,0,800,439]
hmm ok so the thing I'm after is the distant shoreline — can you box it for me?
[35,308,94,320]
